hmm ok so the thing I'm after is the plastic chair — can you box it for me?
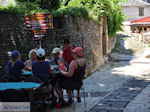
[24,76,41,83]
[0,77,8,82]
[1,89,27,102]
[1,75,18,82]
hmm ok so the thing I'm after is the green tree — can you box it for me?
[15,0,61,10]
[67,0,126,37]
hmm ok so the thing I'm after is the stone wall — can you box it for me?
[0,12,33,74]
[122,6,150,21]
[0,12,115,76]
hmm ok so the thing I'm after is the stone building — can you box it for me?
[121,0,150,21]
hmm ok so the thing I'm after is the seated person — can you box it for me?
[25,49,37,69]
[55,47,86,107]
[7,50,31,82]
[32,48,52,86]
[50,48,67,71]
[50,48,67,87]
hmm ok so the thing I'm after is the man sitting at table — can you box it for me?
[50,48,67,71]
[32,48,52,86]
[7,50,31,82]
[50,48,67,84]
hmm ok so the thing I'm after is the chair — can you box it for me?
[24,76,41,83]
[65,70,87,112]
[0,77,8,82]
[1,75,18,82]
[1,89,27,102]
[26,76,54,111]
[31,82,54,112]
[70,83,87,112]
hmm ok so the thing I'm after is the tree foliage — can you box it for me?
[0,0,126,37]
[15,0,60,11]
[65,0,126,37]
[0,1,49,14]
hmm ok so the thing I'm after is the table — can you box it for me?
[0,82,40,91]
[22,71,33,76]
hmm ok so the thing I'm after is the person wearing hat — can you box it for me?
[6,50,31,81]
[32,48,52,86]
[55,47,86,107]
[50,47,67,88]
[50,48,67,71]
[25,49,37,69]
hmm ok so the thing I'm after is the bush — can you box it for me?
[53,6,89,19]
[15,0,60,11]
[0,2,49,14]
[15,0,61,11]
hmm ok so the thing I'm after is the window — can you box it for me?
[139,7,144,16]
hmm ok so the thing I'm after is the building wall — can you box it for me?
[0,12,115,76]
[122,6,150,21]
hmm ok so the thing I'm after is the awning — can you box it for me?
[130,16,150,26]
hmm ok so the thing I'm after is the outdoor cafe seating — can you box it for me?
[0,74,56,112]
[0,63,87,112]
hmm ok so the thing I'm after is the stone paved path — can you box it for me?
[88,48,150,112]
[124,84,150,112]
[89,78,150,112]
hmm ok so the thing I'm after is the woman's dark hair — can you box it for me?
[64,38,70,44]
[37,56,45,61]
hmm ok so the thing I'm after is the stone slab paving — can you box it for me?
[124,84,150,112]
[89,79,150,112]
